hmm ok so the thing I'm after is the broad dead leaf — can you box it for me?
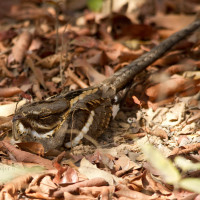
[149,14,195,31]
[146,76,195,101]
[0,175,32,199]
[0,99,26,117]
[0,141,53,169]
[16,142,44,156]
[74,59,106,85]
[79,157,121,185]
[12,31,32,63]
[0,87,22,98]
[53,177,108,198]
[71,36,97,48]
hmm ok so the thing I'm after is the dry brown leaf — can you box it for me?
[10,3,49,21]
[66,68,88,88]
[64,192,96,200]
[32,76,43,100]
[52,151,67,164]
[80,186,115,199]
[53,162,78,185]
[187,110,200,124]
[115,156,135,175]
[12,31,32,63]
[125,133,146,139]
[147,96,175,110]
[0,116,12,126]
[0,29,17,41]
[24,192,52,199]
[0,175,32,200]
[53,177,108,198]
[45,81,59,94]
[111,14,156,40]
[177,135,190,146]
[26,56,47,89]
[0,87,22,98]
[40,175,57,195]
[158,29,177,39]
[0,120,12,131]
[99,153,115,170]
[25,171,57,195]
[74,59,106,85]
[146,76,195,101]
[153,51,183,66]
[164,62,196,75]
[115,184,153,200]
[87,51,109,66]
[144,171,171,195]
[60,167,79,185]
[105,49,121,63]
[149,14,195,31]
[174,189,198,200]
[170,143,200,156]
[132,96,142,107]
[79,157,120,185]
[150,127,168,139]
[0,141,53,169]
[16,142,44,156]
[98,23,113,42]
[36,53,63,69]
[104,65,114,77]
[28,38,42,52]
[118,51,142,63]
[179,85,200,97]
[125,173,143,193]
[71,36,97,48]
[0,58,14,78]
[25,175,57,199]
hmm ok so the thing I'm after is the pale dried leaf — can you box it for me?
[0,99,26,117]
[79,157,121,185]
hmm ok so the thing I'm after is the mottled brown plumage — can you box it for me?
[12,19,200,152]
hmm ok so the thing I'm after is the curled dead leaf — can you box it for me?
[115,184,153,200]
[0,175,32,199]
[0,141,53,169]
[53,177,108,198]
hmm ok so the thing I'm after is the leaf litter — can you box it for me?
[0,0,200,199]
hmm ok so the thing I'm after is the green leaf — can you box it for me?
[87,0,103,12]
[142,144,181,185]
[180,178,200,193]
[175,156,200,172]
[0,164,45,184]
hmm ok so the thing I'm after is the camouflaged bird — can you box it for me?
[12,19,200,152]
